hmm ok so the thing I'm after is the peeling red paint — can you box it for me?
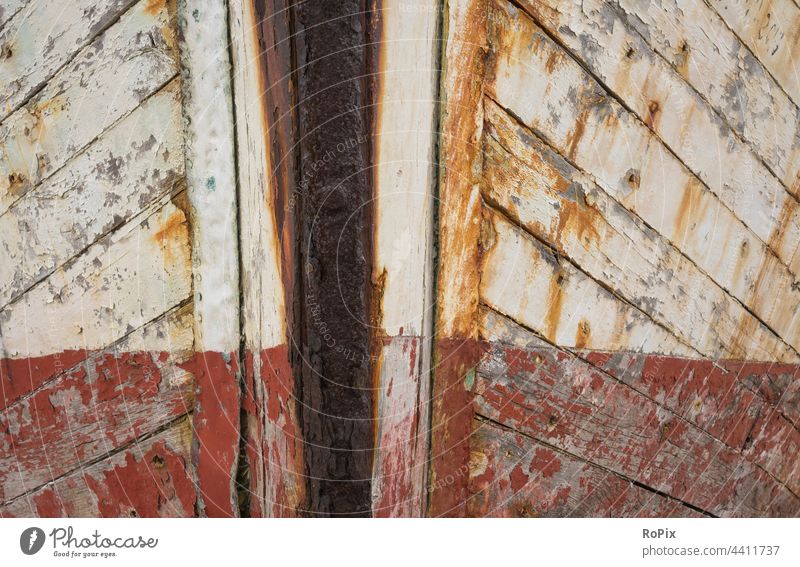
[86,440,195,518]
[2,344,798,517]
[428,338,488,517]
[0,350,88,410]
[241,345,304,518]
[180,351,240,518]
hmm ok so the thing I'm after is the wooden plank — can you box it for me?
[177,0,240,517]
[480,209,694,356]
[0,305,194,503]
[370,0,438,517]
[727,360,800,424]
[614,0,800,195]
[228,0,288,353]
[0,0,138,121]
[484,0,800,356]
[0,0,30,31]
[0,193,192,359]
[178,0,239,354]
[516,0,800,279]
[228,0,303,517]
[481,307,800,497]
[0,418,196,517]
[474,343,800,516]
[0,81,184,309]
[428,0,488,518]
[710,0,800,108]
[372,337,430,517]
[0,0,178,217]
[469,418,702,517]
[483,98,798,363]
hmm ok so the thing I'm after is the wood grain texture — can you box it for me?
[480,209,694,356]
[474,342,800,516]
[517,0,800,280]
[469,418,703,517]
[0,305,194,503]
[614,0,800,196]
[0,0,29,31]
[482,98,796,363]
[178,0,239,354]
[428,0,488,517]
[481,307,800,498]
[0,193,192,358]
[0,417,196,517]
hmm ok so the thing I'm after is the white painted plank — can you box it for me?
[517,0,800,278]
[710,0,800,108]
[0,81,184,308]
[0,0,137,121]
[484,0,800,355]
[228,0,287,351]
[178,0,239,352]
[0,193,192,357]
[0,0,29,31]
[0,0,178,217]
[483,99,798,363]
[613,0,800,195]
[480,209,694,357]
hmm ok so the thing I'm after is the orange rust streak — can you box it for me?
[544,270,565,342]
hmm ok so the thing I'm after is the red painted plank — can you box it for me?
[475,344,799,516]
[469,420,703,517]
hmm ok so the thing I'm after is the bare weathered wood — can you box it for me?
[0,0,138,121]
[370,0,438,517]
[481,307,800,497]
[428,0,488,518]
[0,0,178,216]
[710,0,800,109]
[228,0,288,352]
[0,305,194,503]
[0,82,184,309]
[483,98,798,363]
[484,0,800,356]
[0,0,29,31]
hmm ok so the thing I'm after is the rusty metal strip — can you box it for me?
[290,0,378,517]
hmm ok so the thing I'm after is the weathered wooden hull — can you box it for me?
[0,0,798,517]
